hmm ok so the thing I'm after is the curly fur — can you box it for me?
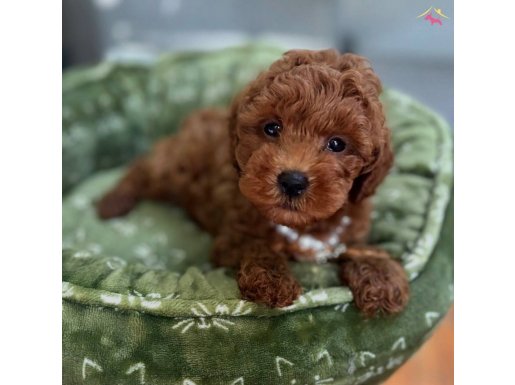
[96,49,409,316]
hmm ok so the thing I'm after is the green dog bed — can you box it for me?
[62,45,453,385]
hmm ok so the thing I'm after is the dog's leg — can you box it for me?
[238,249,302,308]
[338,245,409,316]
[212,232,302,308]
[330,201,409,315]
[97,108,230,225]
[96,137,179,219]
[211,233,249,268]
[96,158,153,219]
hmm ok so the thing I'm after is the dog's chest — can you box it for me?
[271,215,352,263]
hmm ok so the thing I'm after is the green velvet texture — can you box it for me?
[63,200,452,385]
[62,45,453,385]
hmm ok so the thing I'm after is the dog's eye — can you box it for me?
[327,137,347,152]
[263,122,281,137]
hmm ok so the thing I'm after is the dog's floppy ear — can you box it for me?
[349,135,394,203]
[335,53,382,97]
[335,52,392,202]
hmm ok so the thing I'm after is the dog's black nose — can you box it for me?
[278,171,309,198]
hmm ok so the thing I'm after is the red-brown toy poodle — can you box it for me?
[97,49,409,316]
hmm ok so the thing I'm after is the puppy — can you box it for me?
[97,49,409,316]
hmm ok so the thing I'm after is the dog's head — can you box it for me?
[229,49,393,228]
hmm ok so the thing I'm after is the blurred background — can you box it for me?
[62,1,453,384]
[63,0,453,124]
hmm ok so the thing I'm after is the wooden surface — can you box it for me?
[384,307,454,385]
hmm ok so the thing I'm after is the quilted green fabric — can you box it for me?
[62,45,453,385]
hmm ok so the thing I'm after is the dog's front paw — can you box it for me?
[237,257,302,308]
[95,189,138,220]
[340,256,409,316]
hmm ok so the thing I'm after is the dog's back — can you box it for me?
[147,108,238,233]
